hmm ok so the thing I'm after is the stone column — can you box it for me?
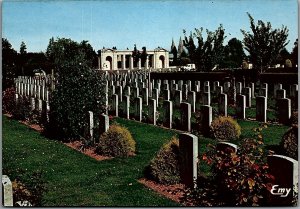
[243,87,252,107]
[179,133,198,188]
[84,111,94,143]
[138,58,141,69]
[129,56,134,69]
[145,56,149,69]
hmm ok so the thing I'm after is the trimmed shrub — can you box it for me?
[280,125,298,160]
[12,96,31,121]
[147,137,180,185]
[210,116,241,141]
[95,125,136,157]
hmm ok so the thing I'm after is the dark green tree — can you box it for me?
[275,48,290,66]
[46,54,106,141]
[241,13,289,73]
[170,45,178,65]
[291,39,298,67]
[2,38,18,89]
[18,41,28,75]
[221,38,245,68]
[183,25,226,71]
[46,37,97,69]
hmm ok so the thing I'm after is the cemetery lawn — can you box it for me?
[2,115,289,206]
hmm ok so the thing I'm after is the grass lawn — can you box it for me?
[2,115,289,206]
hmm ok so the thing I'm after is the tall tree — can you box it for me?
[132,44,141,66]
[46,37,97,70]
[18,41,28,75]
[183,25,226,71]
[291,38,298,67]
[241,13,289,73]
[2,38,17,89]
[222,38,246,68]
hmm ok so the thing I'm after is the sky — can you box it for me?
[2,0,298,53]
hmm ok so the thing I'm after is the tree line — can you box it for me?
[2,13,298,90]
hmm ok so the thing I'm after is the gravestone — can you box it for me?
[243,87,252,107]
[142,88,149,105]
[179,133,198,188]
[236,82,242,95]
[175,90,182,108]
[125,86,131,96]
[182,84,188,100]
[99,114,109,136]
[267,155,298,206]
[250,82,255,98]
[163,89,170,101]
[163,100,173,129]
[200,105,212,136]
[274,83,283,97]
[134,97,142,121]
[187,91,196,112]
[2,175,13,206]
[259,88,268,98]
[218,93,227,116]
[122,95,130,119]
[112,94,119,117]
[278,98,291,125]
[216,142,238,153]
[290,84,298,98]
[224,81,231,93]
[84,111,94,142]
[180,102,191,132]
[148,99,157,125]
[216,86,223,97]
[236,94,246,119]
[256,96,267,123]
[132,87,139,98]
[276,89,286,99]
[213,81,220,92]
[178,80,183,90]
[152,88,159,107]
[203,92,211,106]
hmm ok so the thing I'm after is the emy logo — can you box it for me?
[270,185,291,197]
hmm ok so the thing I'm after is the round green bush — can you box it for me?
[147,137,180,185]
[210,116,241,141]
[280,125,298,160]
[95,125,136,157]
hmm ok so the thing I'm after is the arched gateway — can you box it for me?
[98,47,169,70]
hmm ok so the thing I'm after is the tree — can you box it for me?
[291,39,298,67]
[18,41,28,75]
[46,37,97,69]
[2,38,18,89]
[221,38,246,68]
[183,25,226,71]
[275,48,290,66]
[241,13,289,74]
[170,45,178,65]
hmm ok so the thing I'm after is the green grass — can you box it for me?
[3,116,180,206]
[3,114,290,206]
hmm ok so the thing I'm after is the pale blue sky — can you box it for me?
[2,0,298,53]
